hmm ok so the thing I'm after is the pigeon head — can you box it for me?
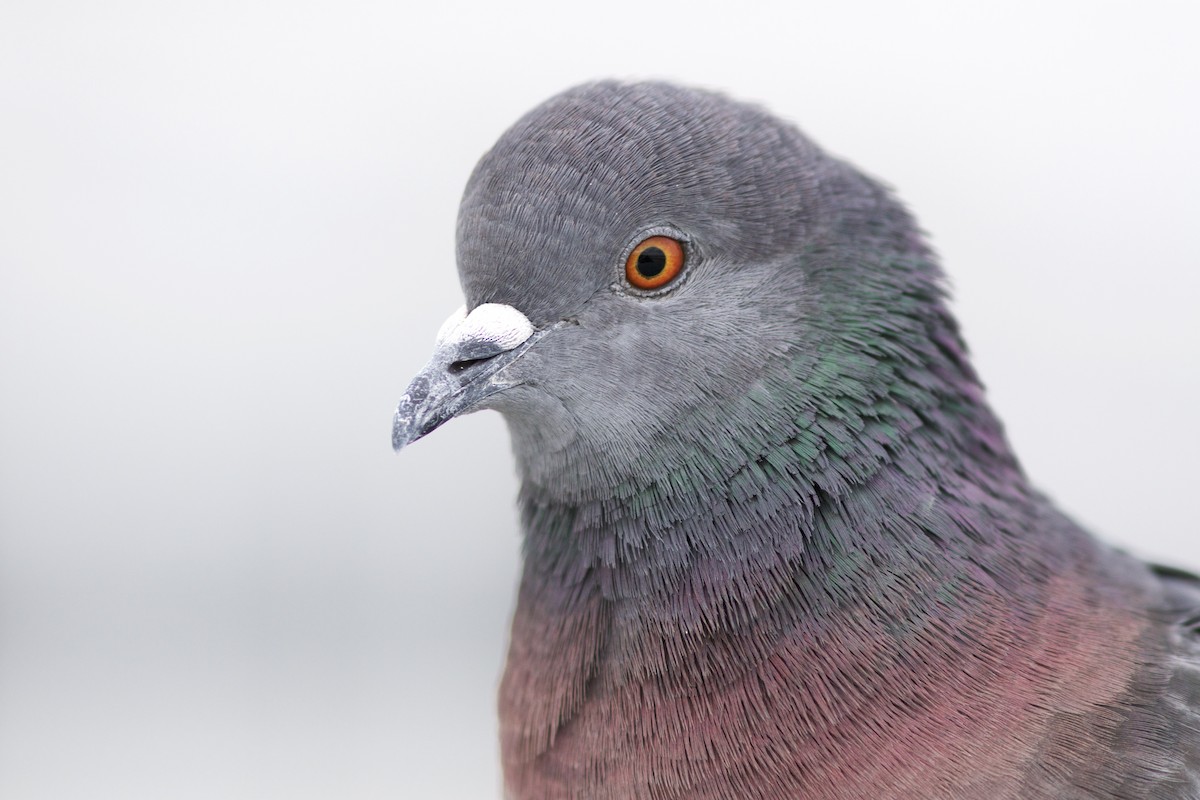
[394,82,1002,507]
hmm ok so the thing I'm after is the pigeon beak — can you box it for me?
[392,303,539,451]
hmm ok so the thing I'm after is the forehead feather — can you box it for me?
[455,82,823,324]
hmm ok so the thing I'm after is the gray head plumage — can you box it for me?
[394,81,996,506]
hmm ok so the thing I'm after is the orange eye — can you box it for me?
[625,235,685,290]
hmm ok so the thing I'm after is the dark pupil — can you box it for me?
[636,247,667,278]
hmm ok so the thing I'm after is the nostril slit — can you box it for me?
[449,356,492,375]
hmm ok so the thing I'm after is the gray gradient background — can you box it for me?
[1,2,1197,798]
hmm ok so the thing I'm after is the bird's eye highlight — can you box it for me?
[625,236,685,291]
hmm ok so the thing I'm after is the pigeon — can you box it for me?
[391,82,1200,799]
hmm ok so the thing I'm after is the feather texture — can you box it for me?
[397,81,1200,798]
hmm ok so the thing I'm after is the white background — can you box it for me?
[1,2,1197,798]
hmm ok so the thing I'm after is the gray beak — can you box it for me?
[392,303,538,451]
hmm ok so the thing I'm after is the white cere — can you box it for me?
[434,305,468,347]
[437,303,534,352]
